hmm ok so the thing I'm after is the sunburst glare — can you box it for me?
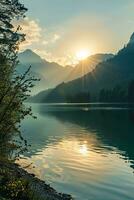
[76,49,91,61]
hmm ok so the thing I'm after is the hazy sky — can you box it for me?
[20,0,134,65]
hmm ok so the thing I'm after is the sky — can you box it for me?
[19,0,134,66]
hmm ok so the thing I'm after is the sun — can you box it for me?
[76,49,90,61]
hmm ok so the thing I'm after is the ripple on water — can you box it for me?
[20,104,134,200]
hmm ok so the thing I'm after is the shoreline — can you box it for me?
[0,161,73,200]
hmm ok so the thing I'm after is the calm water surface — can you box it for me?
[20,103,134,200]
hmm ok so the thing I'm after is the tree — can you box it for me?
[99,86,127,103]
[0,0,38,159]
[128,80,134,103]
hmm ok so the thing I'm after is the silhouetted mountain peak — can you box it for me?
[129,32,134,44]
[19,49,43,64]
[21,49,39,57]
[24,49,34,54]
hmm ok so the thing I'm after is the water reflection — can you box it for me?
[39,105,134,169]
[79,143,88,156]
[20,104,134,200]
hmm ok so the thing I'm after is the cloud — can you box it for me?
[14,16,118,66]
[33,48,71,66]
[33,49,52,61]
[42,40,49,46]
[14,18,61,49]
[51,34,60,43]
[13,18,43,50]
[14,15,121,66]
[45,14,127,65]
[13,18,62,63]
[42,34,60,46]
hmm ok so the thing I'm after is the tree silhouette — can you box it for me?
[128,80,134,103]
[99,86,127,103]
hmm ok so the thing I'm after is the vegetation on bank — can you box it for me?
[99,81,134,103]
[0,160,73,200]
[66,81,134,103]
[29,80,134,103]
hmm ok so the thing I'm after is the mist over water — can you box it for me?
[20,103,134,200]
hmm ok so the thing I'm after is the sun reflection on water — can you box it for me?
[79,143,88,156]
[18,104,134,200]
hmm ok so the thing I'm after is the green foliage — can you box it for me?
[0,0,38,160]
[128,80,134,103]
[0,167,33,200]
[0,0,27,54]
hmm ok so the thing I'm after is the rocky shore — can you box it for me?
[0,161,73,200]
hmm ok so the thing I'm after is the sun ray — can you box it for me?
[76,49,90,61]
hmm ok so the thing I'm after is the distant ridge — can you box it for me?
[29,32,134,103]
[129,32,134,44]
[18,49,112,95]
[18,49,73,94]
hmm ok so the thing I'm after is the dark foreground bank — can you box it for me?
[0,161,73,200]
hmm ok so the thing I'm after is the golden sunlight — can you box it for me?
[76,49,90,61]
[79,144,88,156]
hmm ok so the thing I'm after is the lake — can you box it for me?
[20,103,134,200]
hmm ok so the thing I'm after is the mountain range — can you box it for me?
[18,49,112,95]
[18,49,72,94]
[29,32,134,103]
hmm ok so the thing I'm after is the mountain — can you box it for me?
[18,49,73,94]
[66,53,113,82]
[30,32,134,103]
[18,49,112,95]
[129,32,134,44]
[28,89,53,103]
